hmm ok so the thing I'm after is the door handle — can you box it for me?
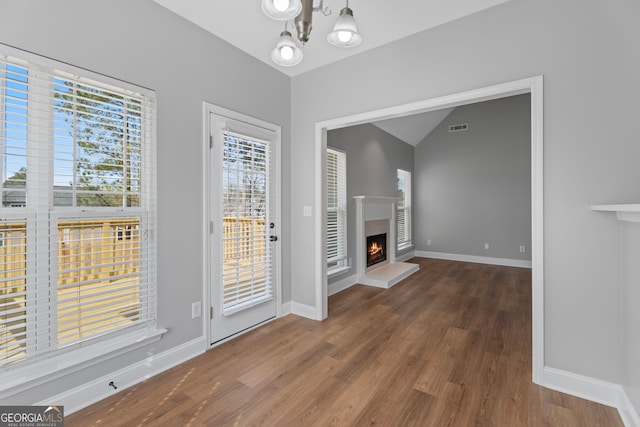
[270,235,278,242]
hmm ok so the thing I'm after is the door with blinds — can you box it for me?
[209,111,279,344]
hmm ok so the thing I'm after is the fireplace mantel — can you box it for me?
[353,195,418,288]
[353,195,400,224]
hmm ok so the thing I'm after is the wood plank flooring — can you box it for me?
[66,258,623,426]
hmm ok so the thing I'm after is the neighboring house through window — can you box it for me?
[397,169,412,249]
[326,147,347,275]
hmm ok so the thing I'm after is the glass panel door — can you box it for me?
[209,113,278,344]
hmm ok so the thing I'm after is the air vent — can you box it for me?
[448,123,468,132]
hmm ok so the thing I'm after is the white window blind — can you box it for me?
[0,49,156,368]
[397,169,411,247]
[221,130,273,314]
[327,148,346,266]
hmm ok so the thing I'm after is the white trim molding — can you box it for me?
[38,336,207,415]
[328,274,357,296]
[542,367,640,427]
[542,366,624,408]
[283,301,319,320]
[415,251,532,269]
[0,327,166,401]
[395,248,416,262]
[620,388,640,427]
[315,75,545,385]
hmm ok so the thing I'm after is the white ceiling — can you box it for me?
[372,108,455,146]
[152,0,509,145]
[152,0,511,77]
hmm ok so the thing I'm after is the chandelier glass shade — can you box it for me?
[261,0,303,21]
[271,30,304,66]
[327,7,362,47]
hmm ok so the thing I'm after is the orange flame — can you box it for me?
[368,241,384,257]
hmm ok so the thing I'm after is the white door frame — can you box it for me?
[203,102,283,348]
[314,76,544,384]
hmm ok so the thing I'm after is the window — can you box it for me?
[397,169,412,249]
[221,129,273,315]
[0,48,157,371]
[326,147,347,274]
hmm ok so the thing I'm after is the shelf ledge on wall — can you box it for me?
[353,195,400,202]
[591,204,640,223]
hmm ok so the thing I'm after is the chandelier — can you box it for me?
[262,0,362,67]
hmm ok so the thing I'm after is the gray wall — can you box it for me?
[3,0,640,415]
[0,0,291,403]
[327,124,414,284]
[290,0,640,389]
[622,222,640,411]
[413,94,531,261]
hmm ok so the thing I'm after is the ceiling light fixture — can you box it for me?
[271,23,304,67]
[262,0,303,21]
[263,0,362,67]
[327,1,362,48]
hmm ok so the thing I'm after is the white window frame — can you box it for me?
[397,168,412,250]
[326,147,348,276]
[0,46,164,399]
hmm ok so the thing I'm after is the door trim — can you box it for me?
[314,76,544,384]
[202,102,283,349]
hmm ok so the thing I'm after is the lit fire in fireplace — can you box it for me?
[368,241,384,258]
[367,233,387,267]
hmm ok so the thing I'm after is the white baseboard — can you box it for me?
[542,366,623,408]
[395,250,416,263]
[542,366,639,427]
[38,336,207,415]
[415,250,532,268]
[619,387,640,427]
[328,274,357,296]
[288,301,318,320]
[280,301,292,315]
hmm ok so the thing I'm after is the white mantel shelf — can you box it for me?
[353,195,400,202]
[591,204,640,223]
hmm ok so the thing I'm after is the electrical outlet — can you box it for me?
[192,301,202,319]
[303,206,312,217]
[427,239,432,245]
[520,245,526,253]
[484,243,489,250]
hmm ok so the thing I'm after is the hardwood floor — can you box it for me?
[67,258,623,426]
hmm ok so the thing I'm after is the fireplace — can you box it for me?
[367,233,387,268]
[354,196,419,288]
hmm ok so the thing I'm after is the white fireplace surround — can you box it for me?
[354,195,419,288]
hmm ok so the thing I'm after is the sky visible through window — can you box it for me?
[3,64,28,186]
[2,63,143,207]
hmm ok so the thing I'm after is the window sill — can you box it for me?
[328,265,350,278]
[0,326,167,400]
[398,243,414,252]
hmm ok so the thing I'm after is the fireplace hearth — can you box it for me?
[367,233,387,268]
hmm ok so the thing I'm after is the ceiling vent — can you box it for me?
[448,123,468,132]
